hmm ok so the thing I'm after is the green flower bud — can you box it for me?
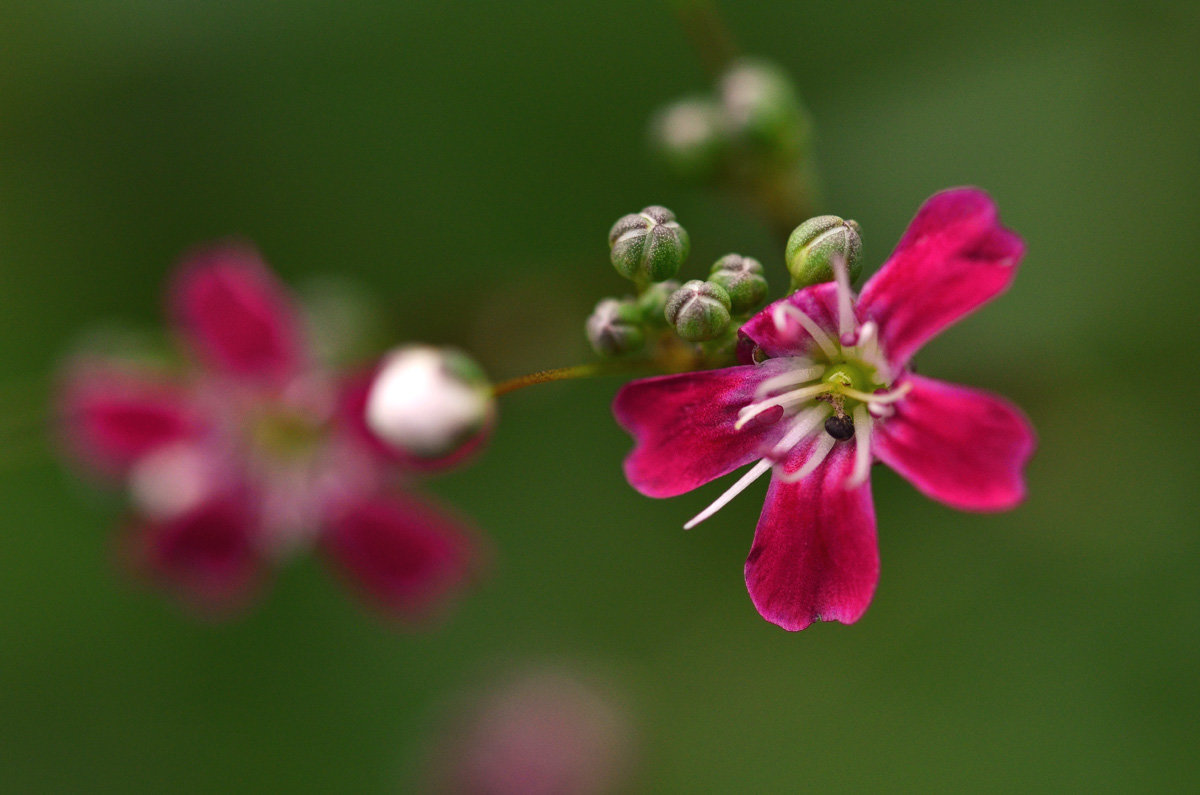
[608,206,690,284]
[665,280,731,343]
[718,59,810,162]
[708,254,768,314]
[785,215,862,290]
[650,98,728,182]
[635,280,680,328]
[586,298,646,357]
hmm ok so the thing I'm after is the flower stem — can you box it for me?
[492,360,652,397]
[666,0,739,79]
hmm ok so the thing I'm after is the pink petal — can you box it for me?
[735,282,844,364]
[321,493,477,622]
[125,492,264,615]
[58,361,205,476]
[744,441,879,631]
[336,368,489,473]
[858,188,1025,368]
[891,186,998,253]
[613,362,793,499]
[873,374,1035,511]
[169,245,306,384]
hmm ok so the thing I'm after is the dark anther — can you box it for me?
[751,345,768,364]
[824,415,855,441]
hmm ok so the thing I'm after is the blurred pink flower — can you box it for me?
[422,667,634,795]
[615,188,1036,631]
[59,245,478,620]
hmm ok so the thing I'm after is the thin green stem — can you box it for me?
[666,0,739,79]
[492,359,653,397]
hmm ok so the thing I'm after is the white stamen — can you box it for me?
[868,402,895,419]
[845,405,873,489]
[770,404,832,456]
[850,320,895,384]
[875,359,894,385]
[775,434,836,483]
[839,381,913,406]
[734,383,831,430]
[772,304,838,359]
[753,362,822,398]
[831,255,857,340]
[853,321,877,358]
[684,458,773,530]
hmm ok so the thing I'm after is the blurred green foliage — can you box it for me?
[1,1,1198,791]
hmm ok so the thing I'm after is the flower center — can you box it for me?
[684,257,912,530]
[251,409,327,461]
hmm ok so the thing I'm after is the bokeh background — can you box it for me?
[2,1,1198,791]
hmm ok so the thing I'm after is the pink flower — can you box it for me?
[59,245,479,620]
[421,667,634,795]
[614,188,1036,631]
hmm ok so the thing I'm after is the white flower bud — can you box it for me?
[364,346,494,461]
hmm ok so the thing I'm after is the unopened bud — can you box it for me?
[635,280,680,328]
[650,98,728,182]
[708,254,768,313]
[608,206,690,284]
[785,215,862,290]
[586,298,645,357]
[365,346,495,461]
[719,59,809,160]
[665,280,731,342]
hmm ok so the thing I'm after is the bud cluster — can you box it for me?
[588,205,772,361]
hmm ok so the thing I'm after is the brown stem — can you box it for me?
[492,360,652,397]
[667,0,739,79]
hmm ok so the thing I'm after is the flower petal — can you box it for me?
[873,374,1035,511]
[58,361,205,476]
[744,441,878,631]
[613,362,792,499]
[170,245,306,384]
[858,188,1024,368]
[736,282,844,364]
[125,492,264,615]
[321,493,476,622]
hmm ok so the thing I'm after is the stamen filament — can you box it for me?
[852,321,877,360]
[770,404,832,456]
[753,362,822,398]
[772,304,838,359]
[684,458,772,530]
[734,383,831,429]
[868,402,895,419]
[775,434,835,483]
[845,404,873,489]
[839,381,913,405]
[832,255,857,340]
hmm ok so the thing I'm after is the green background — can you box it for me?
[2,1,1198,791]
